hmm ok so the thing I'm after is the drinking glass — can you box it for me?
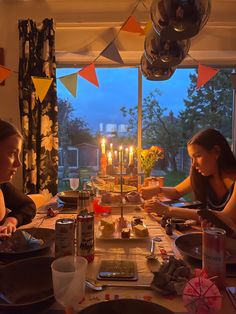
[69,178,80,191]
[51,256,88,313]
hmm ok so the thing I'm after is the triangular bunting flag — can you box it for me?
[31,76,53,102]
[197,64,219,89]
[100,42,124,64]
[0,65,11,83]
[143,21,153,35]
[59,72,78,97]
[78,63,99,87]
[121,15,144,35]
[230,73,236,89]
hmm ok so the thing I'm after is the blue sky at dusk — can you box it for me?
[56,67,195,132]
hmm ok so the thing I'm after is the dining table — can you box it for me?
[8,200,236,314]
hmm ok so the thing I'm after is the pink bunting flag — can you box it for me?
[78,63,99,87]
[121,15,144,35]
[100,42,124,64]
[197,64,219,89]
[0,65,11,83]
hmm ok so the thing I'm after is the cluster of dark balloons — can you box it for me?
[141,0,211,81]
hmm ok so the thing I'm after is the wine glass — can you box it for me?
[69,178,80,191]
[51,256,88,314]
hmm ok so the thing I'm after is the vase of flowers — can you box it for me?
[140,145,164,178]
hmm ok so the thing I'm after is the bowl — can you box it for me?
[80,299,174,314]
[57,190,80,204]
[0,256,55,313]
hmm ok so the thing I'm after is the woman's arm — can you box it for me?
[217,183,236,225]
[141,176,192,200]
[1,182,36,227]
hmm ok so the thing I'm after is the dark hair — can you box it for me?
[187,128,236,202]
[0,119,23,142]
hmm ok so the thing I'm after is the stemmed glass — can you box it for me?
[69,178,80,191]
[51,255,88,314]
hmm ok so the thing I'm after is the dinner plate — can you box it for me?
[0,256,54,313]
[175,232,236,264]
[80,299,174,314]
[57,190,80,204]
[0,228,55,258]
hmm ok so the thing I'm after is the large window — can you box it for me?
[57,67,234,190]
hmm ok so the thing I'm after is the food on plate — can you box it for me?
[101,192,123,204]
[117,217,128,231]
[125,191,142,204]
[21,231,45,247]
[151,256,192,295]
[131,217,144,228]
[113,185,137,193]
[132,224,149,237]
[121,228,130,238]
[100,218,115,237]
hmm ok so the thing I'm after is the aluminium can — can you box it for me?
[55,218,75,258]
[76,212,94,263]
[202,227,226,289]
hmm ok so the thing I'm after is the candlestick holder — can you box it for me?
[100,154,107,176]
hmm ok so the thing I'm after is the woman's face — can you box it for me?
[0,134,22,183]
[187,143,220,176]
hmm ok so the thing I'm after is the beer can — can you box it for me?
[76,212,94,263]
[55,218,75,258]
[202,227,226,289]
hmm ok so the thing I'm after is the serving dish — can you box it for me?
[0,228,55,258]
[80,299,174,314]
[175,232,236,264]
[0,256,54,313]
[57,190,79,204]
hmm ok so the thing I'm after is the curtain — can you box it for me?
[18,18,58,197]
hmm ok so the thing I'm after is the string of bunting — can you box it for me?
[0,0,235,103]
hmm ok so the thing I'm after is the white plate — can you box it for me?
[97,221,149,240]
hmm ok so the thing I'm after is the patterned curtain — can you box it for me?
[18,18,58,197]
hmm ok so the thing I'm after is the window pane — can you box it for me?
[57,67,138,189]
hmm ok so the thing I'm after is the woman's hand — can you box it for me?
[141,185,160,200]
[0,217,17,238]
[144,197,170,216]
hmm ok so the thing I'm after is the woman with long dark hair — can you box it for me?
[0,119,36,237]
[142,128,236,224]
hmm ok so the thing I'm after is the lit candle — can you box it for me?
[125,147,129,161]
[129,146,133,164]
[114,150,118,162]
[110,143,113,154]
[108,151,112,165]
[101,138,106,154]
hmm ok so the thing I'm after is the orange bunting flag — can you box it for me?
[100,42,124,64]
[59,72,78,97]
[197,64,219,89]
[0,65,11,83]
[31,76,53,102]
[78,63,99,87]
[121,15,144,35]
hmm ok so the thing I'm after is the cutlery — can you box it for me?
[226,287,236,310]
[0,293,12,304]
[85,279,151,291]
[145,236,162,261]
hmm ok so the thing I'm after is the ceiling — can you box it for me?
[2,0,236,66]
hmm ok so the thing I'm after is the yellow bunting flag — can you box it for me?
[121,15,144,35]
[31,76,53,102]
[143,21,153,35]
[0,65,11,83]
[100,42,124,64]
[197,64,219,89]
[78,63,99,87]
[59,72,78,97]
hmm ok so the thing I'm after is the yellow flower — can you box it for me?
[139,145,164,176]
